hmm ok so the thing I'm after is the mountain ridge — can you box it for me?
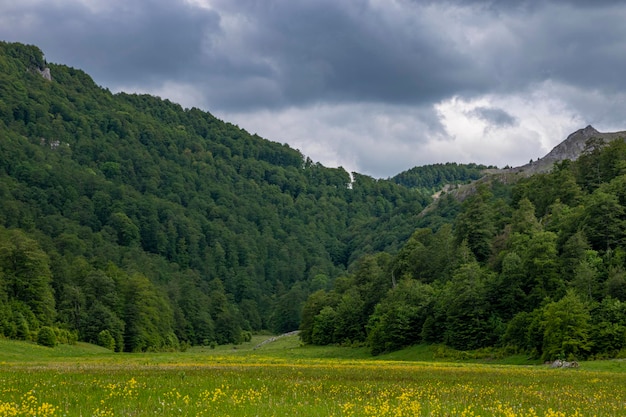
[424,125,626,206]
[493,125,626,176]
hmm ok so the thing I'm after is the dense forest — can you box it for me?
[3,42,625,361]
[392,162,494,196]
[0,41,439,351]
[301,138,626,360]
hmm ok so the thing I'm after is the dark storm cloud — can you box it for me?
[197,0,626,110]
[2,0,625,111]
[0,0,491,110]
[501,4,626,91]
[0,0,220,87]
[233,2,472,102]
[189,0,491,110]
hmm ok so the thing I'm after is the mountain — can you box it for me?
[5,41,626,360]
[420,125,626,208]
[0,41,429,350]
[496,125,626,176]
[302,122,626,360]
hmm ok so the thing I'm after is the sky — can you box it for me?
[1,0,626,178]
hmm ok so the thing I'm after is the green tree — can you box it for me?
[311,306,337,345]
[571,250,603,302]
[333,288,366,343]
[442,261,498,350]
[521,231,562,307]
[589,298,626,357]
[214,305,243,345]
[582,191,626,252]
[605,267,626,301]
[510,198,541,235]
[122,273,174,352]
[352,253,393,317]
[541,290,592,361]
[81,301,125,351]
[488,252,526,320]
[367,279,434,355]
[454,187,495,262]
[108,212,140,247]
[271,283,307,334]
[97,329,116,350]
[0,228,55,325]
[300,290,336,344]
[502,308,545,356]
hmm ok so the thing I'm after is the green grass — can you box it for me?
[0,338,113,362]
[2,336,626,416]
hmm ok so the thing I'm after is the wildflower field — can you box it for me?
[1,337,625,416]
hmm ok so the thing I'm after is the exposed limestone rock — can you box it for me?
[548,359,579,368]
[37,67,52,81]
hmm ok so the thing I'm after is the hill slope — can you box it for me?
[0,41,428,350]
[301,125,626,360]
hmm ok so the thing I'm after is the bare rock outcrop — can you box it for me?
[419,125,626,212]
[36,67,52,81]
[507,125,626,176]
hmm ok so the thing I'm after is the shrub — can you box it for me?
[55,328,78,345]
[37,326,57,347]
[97,330,116,350]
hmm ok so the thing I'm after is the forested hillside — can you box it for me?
[0,42,430,351]
[302,138,626,361]
[4,41,625,361]
[392,162,494,195]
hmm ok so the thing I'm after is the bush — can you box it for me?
[241,330,252,343]
[97,330,116,350]
[37,326,57,347]
[55,328,78,345]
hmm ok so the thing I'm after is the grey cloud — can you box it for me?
[196,0,487,110]
[469,107,518,127]
[3,0,625,113]
[508,6,626,91]
[194,0,626,111]
[0,0,220,88]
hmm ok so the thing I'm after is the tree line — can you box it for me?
[301,138,626,361]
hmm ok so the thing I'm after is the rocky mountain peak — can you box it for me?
[426,125,626,206]
[543,125,599,163]
[501,125,626,176]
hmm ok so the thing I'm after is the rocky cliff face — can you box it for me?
[37,67,52,81]
[425,126,626,208]
[490,125,626,176]
[544,125,602,162]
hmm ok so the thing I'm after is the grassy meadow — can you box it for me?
[1,335,625,416]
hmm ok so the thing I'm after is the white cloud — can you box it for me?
[217,103,440,178]
[219,80,600,178]
[433,83,587,168]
